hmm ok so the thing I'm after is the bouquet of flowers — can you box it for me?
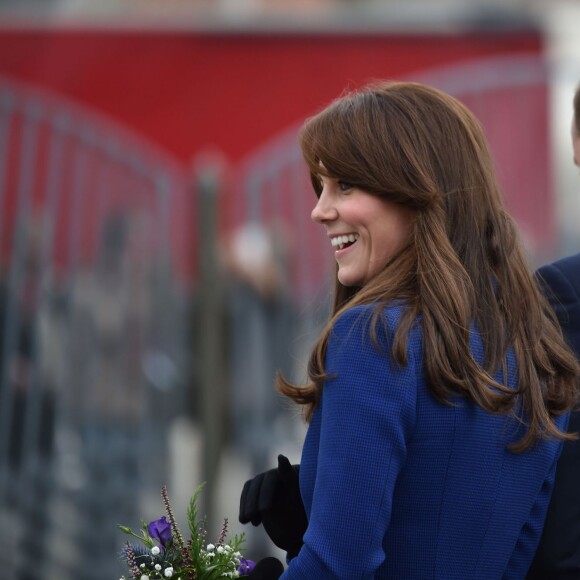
[118,483,255,580]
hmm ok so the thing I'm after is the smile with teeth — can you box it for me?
[331,233,359,251]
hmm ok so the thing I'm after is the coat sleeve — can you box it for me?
[281,306,417,579]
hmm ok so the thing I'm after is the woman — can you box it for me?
[240,81,579,579]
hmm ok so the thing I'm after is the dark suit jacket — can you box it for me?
[527,253,580,579]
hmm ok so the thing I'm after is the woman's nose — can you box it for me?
[311,192,337,223]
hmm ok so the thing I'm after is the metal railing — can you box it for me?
[0,76,192,579]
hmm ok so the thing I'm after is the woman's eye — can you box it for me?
[338,181,353,192]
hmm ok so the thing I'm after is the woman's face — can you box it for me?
[311,174,414,287]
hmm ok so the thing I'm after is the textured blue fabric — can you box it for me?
[281,304,567,579]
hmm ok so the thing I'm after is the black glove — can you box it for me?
[248,557,284,579]
[239,454,307,558]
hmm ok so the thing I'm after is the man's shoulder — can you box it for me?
[537,253,580,291]
[541,252,580,271]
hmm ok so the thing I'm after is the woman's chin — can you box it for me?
[337,271,362,287]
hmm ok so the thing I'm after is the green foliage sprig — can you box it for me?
[118,483,252,580]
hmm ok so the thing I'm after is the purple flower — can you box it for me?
[147,516,172,547]
[237,558,256,576]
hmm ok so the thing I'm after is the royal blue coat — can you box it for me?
[281,304,567,579]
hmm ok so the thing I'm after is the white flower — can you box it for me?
[217,546,225,553]
[206,551,215,558]
[151,546,161,556]
[141,576,150,580]
[207,543,215,551]
[164,568,174,578]
[225,545,233,552]
[155,564,162,571]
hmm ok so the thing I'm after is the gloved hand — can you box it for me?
[247,557,284,579]
[239,454,307,558]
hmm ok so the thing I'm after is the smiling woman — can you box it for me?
[238,81,580,580]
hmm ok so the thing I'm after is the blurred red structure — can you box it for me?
[0,26,555,281]
[0,28,542,162]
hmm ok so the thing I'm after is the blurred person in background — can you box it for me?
[70,210,150,578]
[0,213,59,579]
[239,81,579,579]
[222,220,298,471]
[220,220,300,559]
[527,82,580,580]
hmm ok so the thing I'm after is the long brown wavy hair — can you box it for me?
[277,81,579,452]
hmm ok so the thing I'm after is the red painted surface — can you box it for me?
[0,29,542,163]
[0,28,554,281]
